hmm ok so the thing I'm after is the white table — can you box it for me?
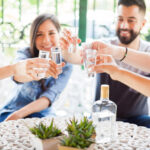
[0,116,150,150]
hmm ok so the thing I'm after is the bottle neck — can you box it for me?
[100,97,109,101]
[100,85,109,100]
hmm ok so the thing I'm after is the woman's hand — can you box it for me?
[59,28,81,52]
[5,111,22,121]
[14,58,61,82]
[5,97,51,121]
[27,59,61,80]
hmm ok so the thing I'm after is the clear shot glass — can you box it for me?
[68,35,78,53]
[84,49,97,77]
[37,50,50,79]
[51,47,62,73]
[39,50,50,59]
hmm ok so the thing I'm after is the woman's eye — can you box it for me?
[49,32,55,35]
[36,33,42,37]
[118,18,123,22]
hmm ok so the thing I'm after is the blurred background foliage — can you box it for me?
[0,0,150,62]
[0,0,150,115]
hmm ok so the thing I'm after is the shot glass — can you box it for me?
[39,50,50,59]
[51,47,62,73]
[68,35,78,53]
[37,50,50,79]
[61,29,78,53]
[84,49,97,77]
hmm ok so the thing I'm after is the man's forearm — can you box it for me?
[112,68,150,97]
[113,47,150,73]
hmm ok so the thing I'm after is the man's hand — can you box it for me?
[91,54,119,80]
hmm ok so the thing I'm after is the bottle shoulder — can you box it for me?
[92,99,117,113]
[93,99,116,106]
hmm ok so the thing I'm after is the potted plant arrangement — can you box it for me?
[58,117,95,150]
[30,119,62,150]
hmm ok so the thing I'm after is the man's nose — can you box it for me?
[120,21,129,29]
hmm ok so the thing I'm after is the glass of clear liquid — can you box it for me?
[83,48,97,77]
[61,28,78,53]
[37,50,50,79]
[68,34,78,53]
[51,47,62,73]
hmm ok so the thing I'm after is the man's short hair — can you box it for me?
[118,0,146,14]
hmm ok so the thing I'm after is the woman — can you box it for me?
[0,13,72,122]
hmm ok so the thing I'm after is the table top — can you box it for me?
[0,116,150,150]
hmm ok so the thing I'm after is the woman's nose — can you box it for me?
[43,35,51,44]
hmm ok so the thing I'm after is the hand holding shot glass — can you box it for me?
[60,28,81,53]
[33,50,59,80]
[84,49,97,77]
[81,43,97,77]
[92,54,118,75]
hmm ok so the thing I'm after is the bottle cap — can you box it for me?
[101,84,109,99]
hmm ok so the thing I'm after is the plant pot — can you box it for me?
[42,137,60,150]
[58,144,95,150]
[33,136,62,150]
[58,145,83,150]
[91,133,96,139]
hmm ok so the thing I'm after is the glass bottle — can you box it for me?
[92,84,117,143]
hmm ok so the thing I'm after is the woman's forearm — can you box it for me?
[14,75,33,83]
[0,64,15,79]
[112,68,150,97]
[62,49,82,65]
[15,97,50,118]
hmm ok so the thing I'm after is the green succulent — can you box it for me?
[61,116,95,149]
[67,116,95,139]
[61,135,94,149]
[67,117,79,134]
[30,119,62,139]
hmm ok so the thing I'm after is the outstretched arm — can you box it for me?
[59,29,82,65]
[91,40,150,73]
[5,97,50,121]
[13,58,59,83]
[92,55,150,97]
[0,65,15,79]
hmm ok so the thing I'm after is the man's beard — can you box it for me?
[116,29,140,45]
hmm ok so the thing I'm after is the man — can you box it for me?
[95,0,150,128]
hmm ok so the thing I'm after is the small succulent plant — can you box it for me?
[30,119,62,139]
[67,116,95,139]
[61,134,94,149]
[60,116,95,149]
